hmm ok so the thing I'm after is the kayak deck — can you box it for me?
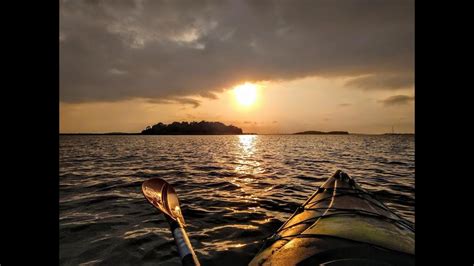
[250,170,414,266]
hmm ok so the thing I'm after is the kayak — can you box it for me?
[249,170,415,265]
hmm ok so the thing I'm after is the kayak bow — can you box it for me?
[249,170,414,265]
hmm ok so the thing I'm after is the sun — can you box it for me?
[233,83,258,106]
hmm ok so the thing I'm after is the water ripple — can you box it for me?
[60,135,414,265]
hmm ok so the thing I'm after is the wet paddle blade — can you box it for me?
[142,178,186,227]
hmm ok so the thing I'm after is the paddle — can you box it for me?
[142,178,200,266]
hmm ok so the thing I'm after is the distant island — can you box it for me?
[383,133,414,136]
[141,121,243,135]
[294,130,349,135]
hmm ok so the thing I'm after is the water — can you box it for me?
[59,135,414,265]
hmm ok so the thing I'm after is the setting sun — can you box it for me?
[234,83,258,106]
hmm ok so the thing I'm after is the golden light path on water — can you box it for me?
[233,135,266,209]
[206,135,267,252]
[235,135,261,175]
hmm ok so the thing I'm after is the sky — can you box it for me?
[60,0,414,134]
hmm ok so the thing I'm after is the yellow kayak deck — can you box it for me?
[250,170,414,266]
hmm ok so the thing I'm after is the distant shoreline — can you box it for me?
[294,130,349,135]
[60,121,414,136]
[60,132,414,136]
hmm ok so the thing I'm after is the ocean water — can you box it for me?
[59,135,415,265]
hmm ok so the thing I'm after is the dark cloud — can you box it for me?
[379,95,414,106]
[148,97,200,108]
[60,0,414,103]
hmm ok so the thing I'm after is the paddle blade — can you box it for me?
[142,178,186,226]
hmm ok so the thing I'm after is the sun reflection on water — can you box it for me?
[238,135,256,154]
[234,135,265,175]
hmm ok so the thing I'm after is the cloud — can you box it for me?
[345,73,414,90]
[198,92,218,99]
[339,103,351,107]
[379,95,414,106]
[147,97,200,108]
[60,0,414,103]
[185,113,196,119]
[242,121,259,125]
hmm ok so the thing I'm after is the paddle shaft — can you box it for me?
[167,218,200,266]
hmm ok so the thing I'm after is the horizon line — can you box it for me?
[59,132,415,135]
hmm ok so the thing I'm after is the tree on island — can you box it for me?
[141,121,243,135]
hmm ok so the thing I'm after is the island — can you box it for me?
[141,121,243,135]
[294,130,349,135]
